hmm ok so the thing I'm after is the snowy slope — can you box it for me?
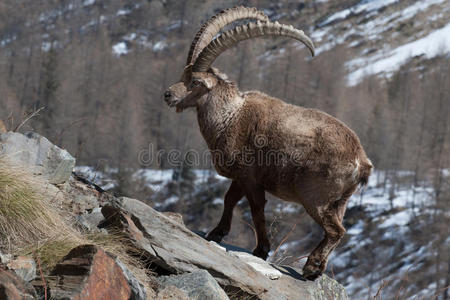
[347,23,450,85]
[310,0,450,85]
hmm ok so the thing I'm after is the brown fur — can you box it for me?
[165,66,372,280]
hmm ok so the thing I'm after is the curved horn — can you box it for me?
[186,6,269,65]
[192,21,315,73]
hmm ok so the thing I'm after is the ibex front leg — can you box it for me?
[206,181,244,243]
[245,185,270,260]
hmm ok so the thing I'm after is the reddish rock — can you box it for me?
[46,245,145,300]
[0,266,37,300]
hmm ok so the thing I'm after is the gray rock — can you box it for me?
[158,270,229,300]
[0,132,75,184]
[72,194,99,214]
[101,197,349,300]
[115,257,147,300]
[4,256,36,282]
[156,286,190,300]
[75,207,104,231]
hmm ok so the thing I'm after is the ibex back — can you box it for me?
[164,6,372,280]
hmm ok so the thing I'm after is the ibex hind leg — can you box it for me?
[206,181,244,243]
[302,186,355,280]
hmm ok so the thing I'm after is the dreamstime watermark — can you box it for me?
[138,134,304,167]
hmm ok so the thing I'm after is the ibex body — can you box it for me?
[164,7,372,280]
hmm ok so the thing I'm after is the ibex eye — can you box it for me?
[191,80,202,88]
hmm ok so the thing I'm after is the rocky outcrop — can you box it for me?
[101,196,348,300]
[0,132,349,300]
[0,132,75,184]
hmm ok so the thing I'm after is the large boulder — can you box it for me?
[0,132,75,184]
[101,197,349,300]
[41,244,146,300]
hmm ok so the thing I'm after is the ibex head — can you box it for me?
[164,6,315,112]
[164,64,218,112]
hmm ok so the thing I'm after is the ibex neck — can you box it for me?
[196,84,243,151]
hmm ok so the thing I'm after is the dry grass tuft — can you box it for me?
[0,157,154,294]
[27,236,84,270]
[0,158,61,249]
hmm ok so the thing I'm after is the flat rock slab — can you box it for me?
[101,197,348,300]
[44,244,146,300]
[0,132,75,184]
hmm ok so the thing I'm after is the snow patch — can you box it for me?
[112,42,128,56]
[162,196,179,206]
[83,0,95,6]
[41,42,52,52]
[153,41,167,52]
[117,9,131,16]
[400,0,445,21]
[212,198,223,205]
[124,33,136,41]
[1,35,17,47]
[320,0,399,27]
[379,209,411,228]
[347,220,364,235]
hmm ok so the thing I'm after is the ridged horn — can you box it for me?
[186,6,269,65]
[192,21,315,72]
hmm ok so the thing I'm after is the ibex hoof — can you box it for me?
[252,246,270,260]
[205,229,226,243]
[302,259,325,280]
[302,267,322,281]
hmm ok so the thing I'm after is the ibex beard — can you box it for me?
[164,6,372,280]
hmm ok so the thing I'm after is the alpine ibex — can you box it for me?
[164,6,372,280]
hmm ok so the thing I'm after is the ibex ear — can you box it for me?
[195,77,215,90]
